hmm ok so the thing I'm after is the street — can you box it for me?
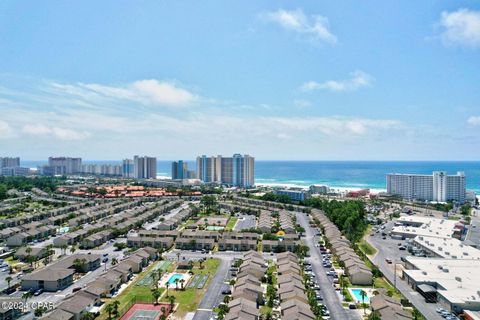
[296,212,361,320]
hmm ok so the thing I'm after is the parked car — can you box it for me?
[385,258,392,264]
[221,289,231,294]
[34,288,43,296]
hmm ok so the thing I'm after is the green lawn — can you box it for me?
[160,258,221,317]
[225,217,238,231]
[358,225,377,256]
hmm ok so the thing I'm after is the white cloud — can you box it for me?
[439,8,480,47]
[265,9,337,44]
[467,116,480,126]
[301,70,373,92]
[22,124,91,141]
[0,120,13,138]
[50,79,198,108]
[293,99,312,108]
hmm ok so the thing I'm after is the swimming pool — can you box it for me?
[350,289,370,303]
[167,273,183,285]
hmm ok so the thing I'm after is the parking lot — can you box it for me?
[368,219,446,320]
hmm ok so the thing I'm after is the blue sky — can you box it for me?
[0,1,479,160]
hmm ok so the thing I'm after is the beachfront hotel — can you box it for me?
[196,154,254,188]
[386,171,466,203]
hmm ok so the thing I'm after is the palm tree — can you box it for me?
[61,244,68,255]
[70,245,76,255]
[22,291,33,304]
[112,300,120,318]
[176,252,180,261]
[360,290,367,316]
[105,303,114,320]
[151,272,158,289]
[168,295,176,310]
[151,288,162,305]
[111,257,118,266]
[157,269,163,283]
[160,307,167,320]
[199,258,205,270]
[5,276,12,291]
[174,278,179,290]
[165,283,170,297]
[179,278,185,290]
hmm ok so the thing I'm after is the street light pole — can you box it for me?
[393,259,397,289]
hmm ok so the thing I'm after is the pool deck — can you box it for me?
[158,272,192,289]
[349,288,374,304]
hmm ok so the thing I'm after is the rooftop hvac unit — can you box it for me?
[455,277,462,282]
[464,252,469,256]
[422,271,428,275]
[443,268,449,272]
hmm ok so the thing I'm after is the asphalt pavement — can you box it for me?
[367,221,444,320]
[296,212,360,320]
[233,214,256,231]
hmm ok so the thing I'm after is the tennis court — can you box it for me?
[120,303,171,320]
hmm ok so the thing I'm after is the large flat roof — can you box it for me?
[392,216,459,239]
[404,257,480,306]
[413,236,480,260]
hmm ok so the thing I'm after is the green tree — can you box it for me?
[22,291,33,304]
[360,290,367,316]
[5,276,12,291]
[112,300,121,319]
[34,306,47,317]
[105,303,114,320]
[168,295,176,309]
[0,185,8,200]
[151,288,162,305]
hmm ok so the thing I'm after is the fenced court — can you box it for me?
[187,274,209,289]
[137,260,173,286]
[120,303,171,320]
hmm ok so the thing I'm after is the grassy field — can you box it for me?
[160,258,221,318]
[225,217,238,231]
[358,225,377,256]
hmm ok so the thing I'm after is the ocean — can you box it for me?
[22,160,480,193]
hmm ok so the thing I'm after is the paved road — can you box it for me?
[164,250,234,320]
[368,222,444,320]
[296,212,360,320]
[193,258,231,320]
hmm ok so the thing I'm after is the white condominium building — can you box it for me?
[133,155,157,179]
[386,171,466,203]
[41,157,82,175]
[196,154,254,188]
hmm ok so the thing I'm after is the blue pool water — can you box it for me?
[351,289,370,303]
[167,273,183,285]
